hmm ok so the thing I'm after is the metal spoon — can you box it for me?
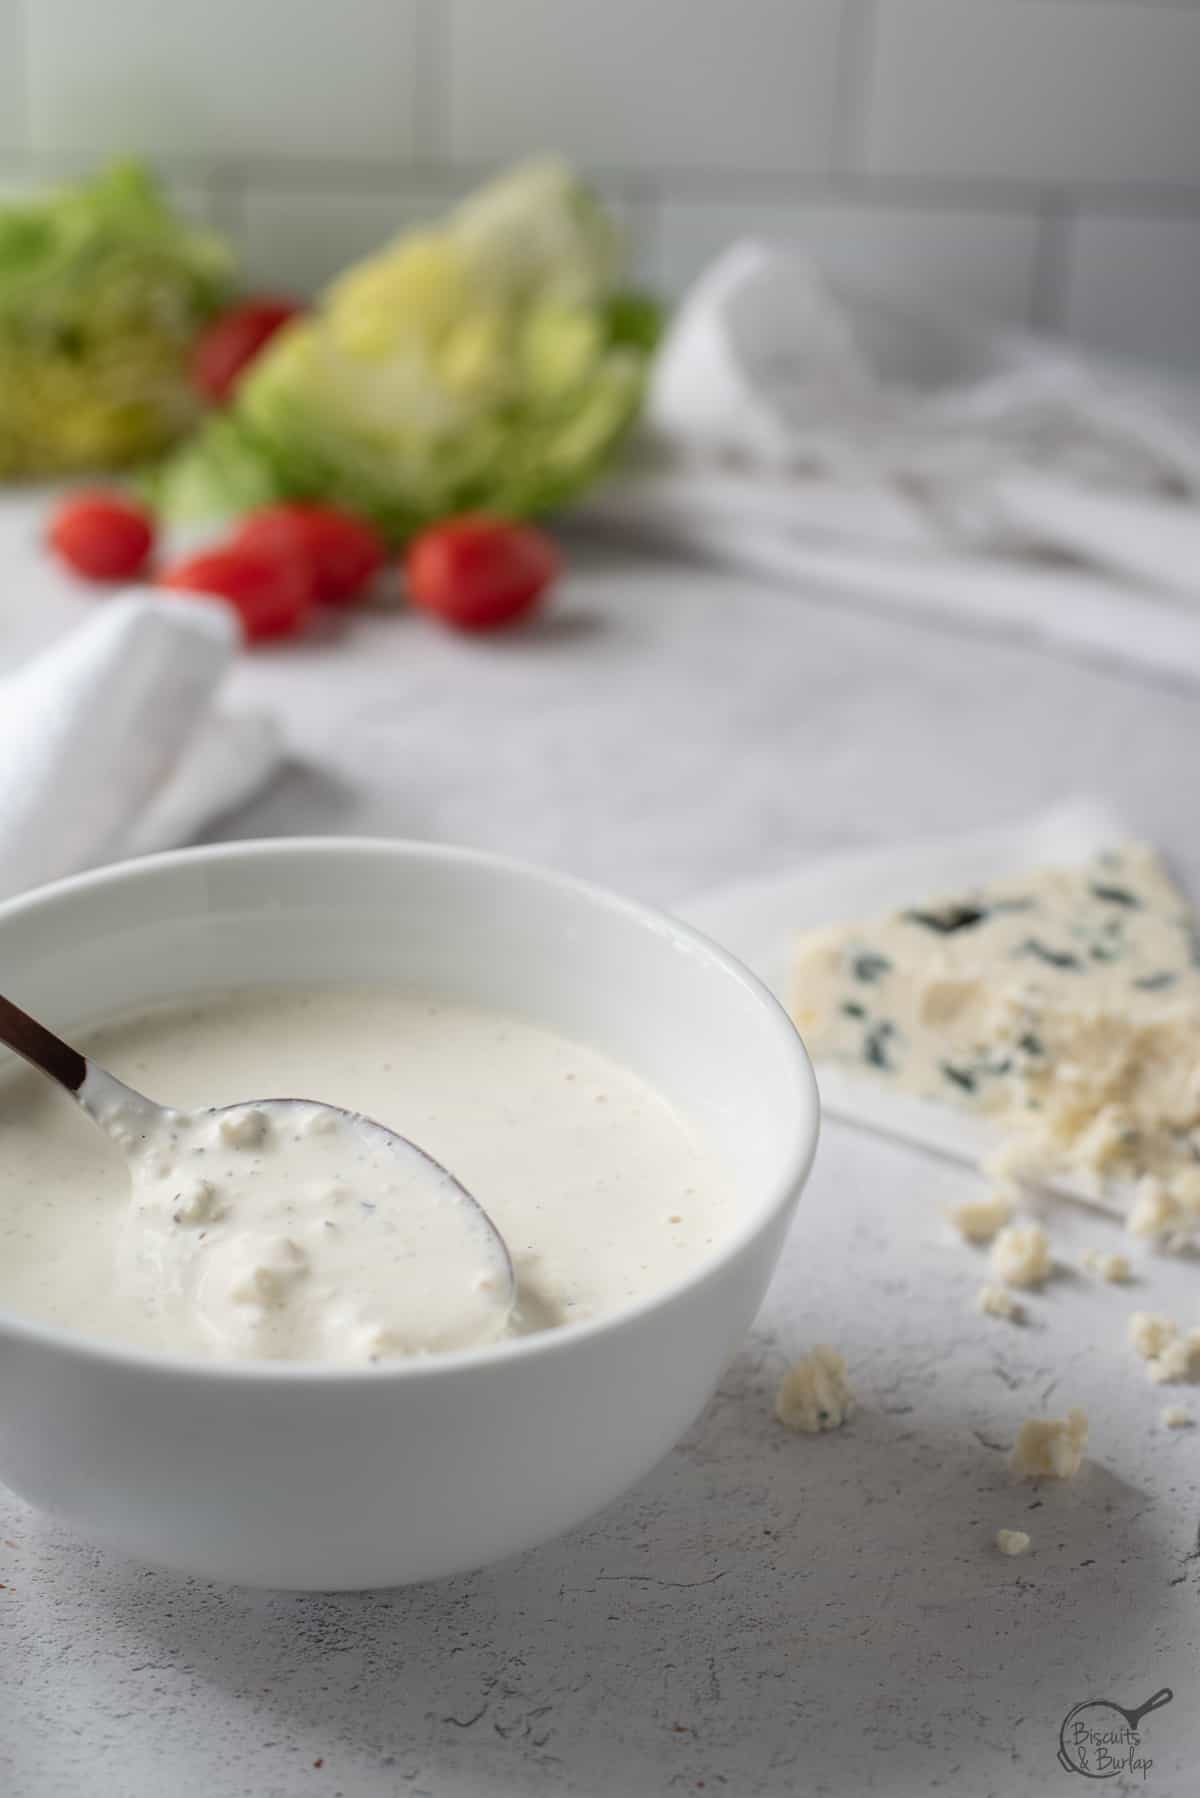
[0,991,516,1355]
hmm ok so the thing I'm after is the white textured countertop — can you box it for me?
[2,503,1198,1796]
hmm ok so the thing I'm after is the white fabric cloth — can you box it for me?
[0,593,282,900]
[585,243,1200,682]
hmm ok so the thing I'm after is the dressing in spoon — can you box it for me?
[0,992,516,1362]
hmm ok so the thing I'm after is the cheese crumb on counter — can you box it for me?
[977,1284,1025,1323]
[1085,1249,1132,1283]
[1127,1178,1182,1240]
[990,1223,1052,1289]
[775,1346,855,1435]
[1010,1408,1089,1479]
[995,1528,1032,1556]
[1162,1405,1194,1428]
[1127,1169,1200,1240]
[1171,1167,1200,1207]
[1128,1312,1178,1360]
[1148,1333,1200,1385]
[951,1194,1013,1244]
[1126,1312,1200,1383]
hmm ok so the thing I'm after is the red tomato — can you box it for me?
[159,546,313,644]
[404,517,559,634]
[47,491,155,582]
[191,298,303,405]
[234,504,385,606]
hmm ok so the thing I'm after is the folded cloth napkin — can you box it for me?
[0,593,282,900]
[583,243,1200,683]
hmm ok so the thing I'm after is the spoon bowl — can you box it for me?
[0,995,517,1361]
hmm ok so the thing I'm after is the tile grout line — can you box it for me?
[24,145,1194,220]
[1011,0,1200,8]
[208,166,248,250]
[8,146,1200,230]
[621,175,662,289]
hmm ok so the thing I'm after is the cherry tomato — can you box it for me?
[234,504,385,606]
[47,491,155,582]
[191,298,303,406]
[404,516,559,634]
[158,546,313,644]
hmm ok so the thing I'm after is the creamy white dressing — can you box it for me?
[97,1091,515,1362]
[0,986,733,1363]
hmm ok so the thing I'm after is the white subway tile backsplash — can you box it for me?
[445,0,844,174]
[1062,212,1200,370]
[25,0,421,162]
[651,198,1040,323]
[238,188,447,295]
[0,0,1195,373]
[863,0,1200,187]
[238,177,639,297]
[0,161,218,229]
[0,1,24,150]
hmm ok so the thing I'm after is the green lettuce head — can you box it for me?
[156,159,660,538]
[0,161,232,478]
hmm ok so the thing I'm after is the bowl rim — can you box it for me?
[0,836,820,1384]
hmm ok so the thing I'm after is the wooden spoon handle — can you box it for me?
[0,992,86,1094]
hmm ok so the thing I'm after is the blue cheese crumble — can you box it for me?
[775,1346,855,1434]
[1010,1408,1088,1479]
[995,1528,1032,1556]
[791,845,1200,1195]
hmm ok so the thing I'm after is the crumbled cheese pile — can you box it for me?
[775,1346,855,1434]
[976,1284,1024,1324]
[1127,1312,1200,1384]
[995,1528,1032,1556]
[1010,1408,1089,1479]
[791,844,1200,1203]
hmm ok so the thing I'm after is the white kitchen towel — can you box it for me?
[676,799,1133,1210]
[0,593,283,899]
[584,244,1200,683]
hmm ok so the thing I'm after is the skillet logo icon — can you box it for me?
[1058,1687,1173,1780]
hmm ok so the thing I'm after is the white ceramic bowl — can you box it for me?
[0,841,818,1590]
